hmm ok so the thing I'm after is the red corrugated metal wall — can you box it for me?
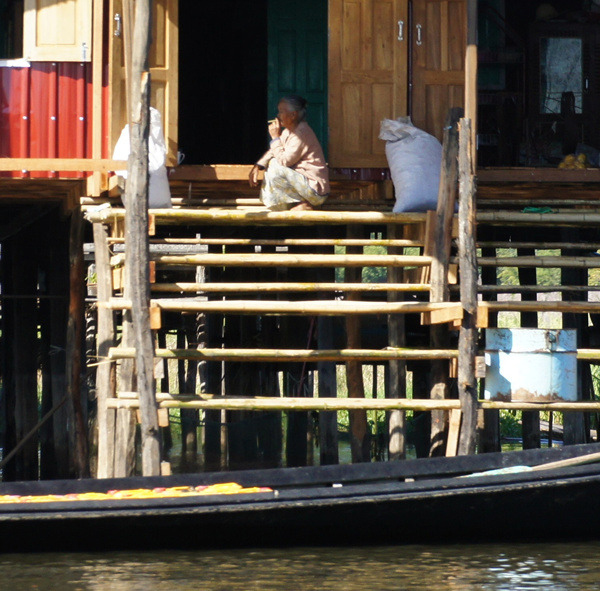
[0,63,94,178]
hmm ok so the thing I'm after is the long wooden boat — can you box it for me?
[2,443,600,552]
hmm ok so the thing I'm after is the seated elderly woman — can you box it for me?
[249,95,329,211]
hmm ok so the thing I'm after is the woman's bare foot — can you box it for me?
[289,201,314,211]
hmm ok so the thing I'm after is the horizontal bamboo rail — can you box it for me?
[150,282,431,293]
[477,211,600,226]
[109,397,463,411]
[108,347,459,362]
[482,301,600,314]
[85,207,428,226]
[478,256,600,268]
[108,347,600,362]
[575,349,600,361]
[105,298,463,318]
[106,395,600,412]
[0,158,127,172]
[477,241,600,250]
[108,237,424,248]
[478,200,600,208]
[145,253,432,268]
[470,285,600,293]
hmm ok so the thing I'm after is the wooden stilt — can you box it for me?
[457,117,478,456]
[346,226,370,463]
[125,0,160,476]
[518,246,541,450]
[12,231,40,480]
[479,239,500,453]
[562,228,587,445]
[387,223,406,460]
[67,208,89,477]
[430,108,461,457]
[93,223,116,478]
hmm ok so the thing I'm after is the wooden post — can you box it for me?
[346,226,370,463]
[124,0,161,476]
[518,246,541,449]
[67,208,89,477]
[561,228,587,445]
[479,242,500,453]
[465,0,478,169]
[429,108,462,457]
[11,233,39,480]
[93,223,116,478]
[387,223,406,460]
[457,117,478,456]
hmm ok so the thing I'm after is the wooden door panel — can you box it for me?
[411,0,466,141]
[329,0,408,168]
[109,0,178,165]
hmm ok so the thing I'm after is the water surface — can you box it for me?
[1,542,599,590]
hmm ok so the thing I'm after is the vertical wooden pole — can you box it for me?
[125,0,161,476]
[429,108,461,457]
[346,226,370,463]
[479,242,500,453]
[46,220,70,477]
[561,229,587,445]
[93,223,116,478]
[465,0,478,169]
[387,223,406,460]
[518,247,541,449]
[457,117,478,456]
[318,315,339,465]
[67,208,89,477]
[12,234,39,480]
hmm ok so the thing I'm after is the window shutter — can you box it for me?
[23,0,92,62]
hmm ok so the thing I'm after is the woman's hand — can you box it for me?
[249,164,261,188]
[268,118,282,139]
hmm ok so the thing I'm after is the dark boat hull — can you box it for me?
[1,444,600,551]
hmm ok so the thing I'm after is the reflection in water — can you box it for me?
[1,543,600,590]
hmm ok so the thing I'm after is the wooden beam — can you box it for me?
[477,167,600,183]
[0,159,127,172]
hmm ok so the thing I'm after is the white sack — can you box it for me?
[379,117,442,213]
[112,106,173,208]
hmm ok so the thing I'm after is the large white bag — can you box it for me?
[379,117,442,213]
[113,107,173,208]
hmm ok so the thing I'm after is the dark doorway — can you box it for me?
[178,0,268,164]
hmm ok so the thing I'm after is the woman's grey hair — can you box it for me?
[280,95,307,122]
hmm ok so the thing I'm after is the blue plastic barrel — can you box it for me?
[484,328,577,402]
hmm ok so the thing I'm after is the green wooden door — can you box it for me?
[267,0,328,156]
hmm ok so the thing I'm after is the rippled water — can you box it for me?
[1,543,600,590]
